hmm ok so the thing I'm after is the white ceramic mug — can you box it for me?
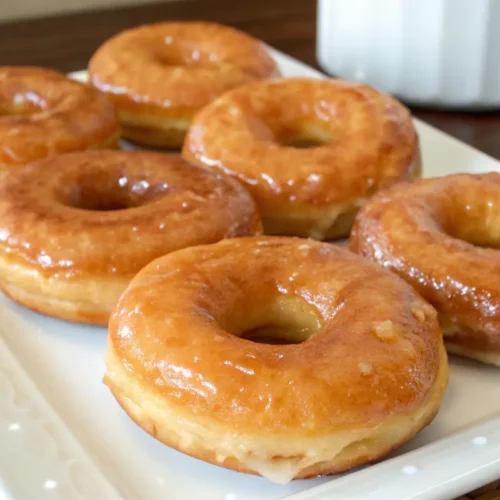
[317,0,500,109]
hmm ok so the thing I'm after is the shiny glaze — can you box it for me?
[0,150,261,280]
[109,237,444,432]
[350,173,500,361]
[182,77,419,238]
[0,67,119,170]
[88,22,279,120]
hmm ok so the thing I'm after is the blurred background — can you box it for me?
[1,0,499,155]
[1,0,172,21]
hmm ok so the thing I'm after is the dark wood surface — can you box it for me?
[1,0,499,159]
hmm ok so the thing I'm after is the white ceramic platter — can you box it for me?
[1,50,500,500]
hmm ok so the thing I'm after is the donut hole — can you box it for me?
[60,172,169,211]
[451,226,500,249]
[440,195,500,249]
[230,296,321,345]
[446,214,500,249]
[279,136,329,149]
[275,124,333,149]
[154,44,219,69]
[65,188,131,211]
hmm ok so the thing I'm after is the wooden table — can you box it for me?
[1,0,500,160]
[1,2,500,499]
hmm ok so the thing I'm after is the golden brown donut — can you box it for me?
[182,77,420,240]
[0,150,261,324]
[0,67,119,174]
[106,236,447,483]
[350,173,500,366]
[88,22,279,149]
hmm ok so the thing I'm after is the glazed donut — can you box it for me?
[0,150,260,324]
[182,77,420,240]
[106,237,447,483]
[0,67,119,173]
[88,22,279,149]
[350,173,500,366]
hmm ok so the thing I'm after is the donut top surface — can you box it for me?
[109,237,443,433]
[0,150,260,278]
[350,172,500,352]
[182,77,419,210]
[0,67,119,168]
[88,22,280,112]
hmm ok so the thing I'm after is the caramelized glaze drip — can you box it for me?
[88,22,279,117]
[182,77,419,239]
[0,66,119,169]
[105,237,447,481]
[0,150,261,278]
[109,237,444,430]
[350,172,500,361]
